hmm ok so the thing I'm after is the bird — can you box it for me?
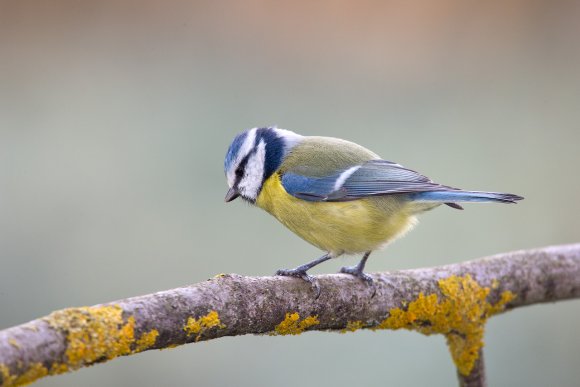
[224,127,523,295]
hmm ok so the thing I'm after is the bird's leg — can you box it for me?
[340,251,374,285]
[276,253,333,297]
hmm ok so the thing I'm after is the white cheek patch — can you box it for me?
[238,139,266,200]
[333,166,360,191]
[227,128,258,187]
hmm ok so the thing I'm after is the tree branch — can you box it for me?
[458,349,486,387]
[1,244,579,387]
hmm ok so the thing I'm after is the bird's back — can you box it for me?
[279,136,380,177]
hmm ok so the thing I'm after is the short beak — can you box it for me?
[224,187,240,202]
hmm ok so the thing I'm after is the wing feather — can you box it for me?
[281,160,454,202]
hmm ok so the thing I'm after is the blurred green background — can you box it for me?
[1,1,579,386]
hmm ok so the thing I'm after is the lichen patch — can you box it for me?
[273,312,320,335]
[340,320,365,334]
[0,306,165,386]
[135,329,160,353]
[1,362,52,387]
[44,305,136,368]
[183,311,225,341]
[375,275,514,376]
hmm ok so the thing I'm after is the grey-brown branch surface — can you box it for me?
[1,244,580,387]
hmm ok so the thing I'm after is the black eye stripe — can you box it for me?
[234,154,251,185]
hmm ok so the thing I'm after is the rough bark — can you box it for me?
[458,349,486,387]
[0,244,579,387]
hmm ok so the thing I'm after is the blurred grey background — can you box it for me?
[1,1,579,386]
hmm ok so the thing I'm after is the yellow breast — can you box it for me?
[256,173,417,255]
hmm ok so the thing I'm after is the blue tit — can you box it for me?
[224,127,523,293]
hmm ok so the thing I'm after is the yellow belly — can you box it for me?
[256,173,417,255]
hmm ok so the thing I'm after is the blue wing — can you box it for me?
[281,160,452,202]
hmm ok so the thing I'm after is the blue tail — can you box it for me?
[410,190,524,208]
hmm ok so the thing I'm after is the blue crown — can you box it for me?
[224,127,287,181]
[224,131,248,173]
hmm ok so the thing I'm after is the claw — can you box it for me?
[339,265,377,297]
[276,269,322,298]
[340,265,374,284]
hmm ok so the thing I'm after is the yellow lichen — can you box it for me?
[273,312,320,335]
[0,362,72,387]
[44,306,136,368]
[340,320,365,334]
[49,363,69,375]
[1,364,12,386]
[184,311,225,341]
[375,275,514,376]
[487,291,516,315]
[0,362,48,387]
[3,307,160,387]
[134,329,160,353]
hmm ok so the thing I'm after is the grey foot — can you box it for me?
[339,266,376,296]
[276,268,321,298]
[339,265,373,283]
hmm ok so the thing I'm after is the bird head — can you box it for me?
[224,127,302,203]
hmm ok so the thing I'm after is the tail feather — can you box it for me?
[410,190,524,206]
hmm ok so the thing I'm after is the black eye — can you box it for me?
[235,167,244,177]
